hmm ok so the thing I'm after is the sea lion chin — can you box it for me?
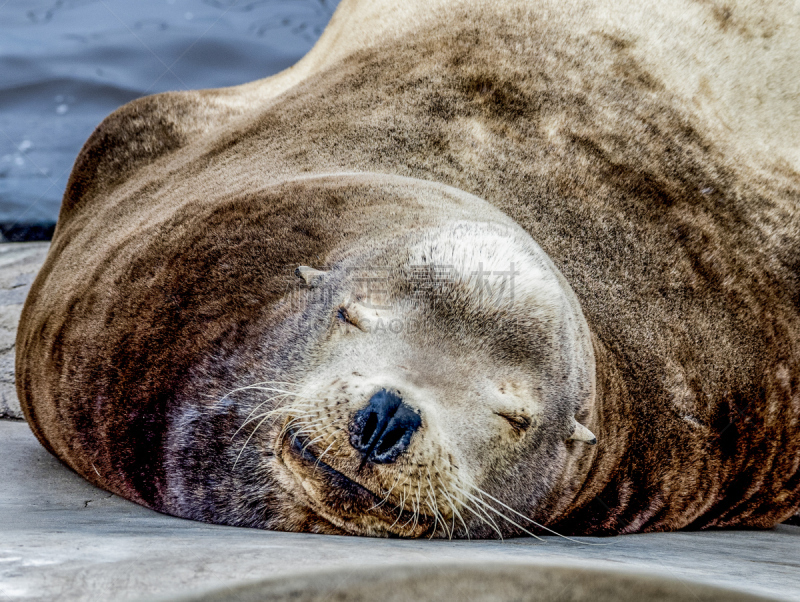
[17,0,800,537]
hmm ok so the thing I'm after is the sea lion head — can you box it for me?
[269,204,597,538]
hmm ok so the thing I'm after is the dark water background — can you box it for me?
[0,0,339,239]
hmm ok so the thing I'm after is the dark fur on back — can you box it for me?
[18,6,800,535]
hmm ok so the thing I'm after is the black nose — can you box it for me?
[349,389,421,464]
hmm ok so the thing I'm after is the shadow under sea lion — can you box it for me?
[17,0,800,537]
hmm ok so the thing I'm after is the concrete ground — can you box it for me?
[2,241,799,601]
[4,414,800,601]
[0,242,49,420]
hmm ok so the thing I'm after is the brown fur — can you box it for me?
[17,2,800,536]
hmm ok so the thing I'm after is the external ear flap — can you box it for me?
[295,266,328,288]
[568,418,597,445]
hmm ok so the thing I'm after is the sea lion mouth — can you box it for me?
[287,429,380,499]
[278,428,434,537]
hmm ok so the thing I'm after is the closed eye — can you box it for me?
[495,411,532,433]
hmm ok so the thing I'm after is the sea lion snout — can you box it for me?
[349,389,422,465]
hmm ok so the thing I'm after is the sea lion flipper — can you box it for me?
[568,419,597,445]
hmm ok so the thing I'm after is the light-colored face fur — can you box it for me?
[271,222,595,537]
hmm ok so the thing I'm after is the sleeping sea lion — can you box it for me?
[16,0,800,536]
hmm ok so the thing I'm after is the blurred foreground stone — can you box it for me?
[156,563,783,602]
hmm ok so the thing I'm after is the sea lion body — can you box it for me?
[17,0,800,536]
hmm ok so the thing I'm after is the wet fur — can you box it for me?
[17,1,800,535]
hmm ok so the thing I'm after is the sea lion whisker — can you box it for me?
[281,412,316,431]
[428,488,450,540]
[219,382,304,404]
[233,409,279,470]
[451,488,511,540]
[412,480,423,531]
[289,419,328,441]
[399,485,419,529]
[230,390,316,432]
[471,485,609,546]
[241,405,313,427]
[301,433,327,454]
[233,395,319,440]
[399,510,415,530]
[299,415,328,427]
[400,504,415,529]
[389,485,409,531]
[278,415,312,442]
[452,485,519,540]
[438,487,470,540]
[314,435,341,469]
[438,507,451,539]
[246,380,299,387]
[231,380,299,387]
[226,379,300,390]
[237,386,302,395]
[239,391,295,414]
[243,387,307,398]
[447,492,462,539]
[236,392,309,424]
[436,495,453,540]
[420,473,438,538]
[238,407,314,443]
[425,488,440,539]
[288,417,330,442]
[232,399,309,441]
[454,485,545,542]
[368,475,403,511]
[435,485,458,539]
[425,468,451,539]
[290,426,317,445]
[451,493,502,540]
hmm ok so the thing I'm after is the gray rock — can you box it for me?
[2,421,799,602]
[0,242,49,420]
[149,563,782,602]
